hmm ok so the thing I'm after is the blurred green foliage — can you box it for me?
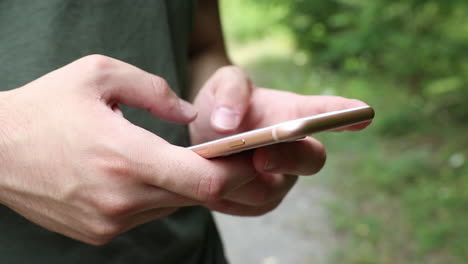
[221,0,468,263]
[223,0,468,122]
[238,56,468,263]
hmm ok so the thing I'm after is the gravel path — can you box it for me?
[214,177,337,264]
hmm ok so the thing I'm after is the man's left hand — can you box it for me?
[189,66,371,216]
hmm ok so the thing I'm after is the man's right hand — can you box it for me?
[0,55,257,245]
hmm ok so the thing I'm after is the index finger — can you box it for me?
[66,55,197,123]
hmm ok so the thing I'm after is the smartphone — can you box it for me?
[188,105,374,158]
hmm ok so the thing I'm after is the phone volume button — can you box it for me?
[228,139,246,148]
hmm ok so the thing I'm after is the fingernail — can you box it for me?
[212,107,240,130]
[179,99,197,120]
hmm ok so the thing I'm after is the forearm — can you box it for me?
[188,0,232,101]
[0,91,15,176]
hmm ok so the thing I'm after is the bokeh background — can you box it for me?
[214,1,468,263]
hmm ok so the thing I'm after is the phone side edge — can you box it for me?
[274,106,375,140]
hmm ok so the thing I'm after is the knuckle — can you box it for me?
[83,188,134,218]
[107,159,133,179]
[87,219,123,245]
[194,157,257,202]
[146,75,175,113]
[86,156,139,217]
[80,54,115,72]
[89,238,111,246]
[77,54,115,87]
[96,195,134,217]
[196,174,227,202]
[149,75,171,98]
[163,96,179,116]
[95,152,134,178]
[216,66,251,85]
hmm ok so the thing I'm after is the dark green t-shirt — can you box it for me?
[0,1,227,263]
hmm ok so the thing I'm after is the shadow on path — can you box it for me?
[215,177,338,264]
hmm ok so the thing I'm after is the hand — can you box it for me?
[0,56,258,245]
[190,66,371,216]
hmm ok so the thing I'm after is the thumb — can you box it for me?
[75,55,197,123]
[208,66,253,132]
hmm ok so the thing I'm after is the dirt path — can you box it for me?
[214,177,337,264]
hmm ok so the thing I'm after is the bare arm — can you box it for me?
[189,0,231,100]
[187,1,370,217]
[0,55,258,245]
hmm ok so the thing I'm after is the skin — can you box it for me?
[188,0,370,216]
[0,0,371,246]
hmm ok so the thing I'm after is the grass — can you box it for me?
[223,35,468,263]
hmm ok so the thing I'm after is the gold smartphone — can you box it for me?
[189,106,375,158]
